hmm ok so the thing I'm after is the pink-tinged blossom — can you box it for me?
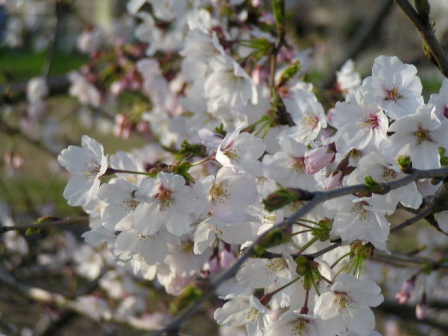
[332,88,389,154]
[214,294,272,336]
[324,195,390,250]
[428,78,448,120]
[283,89,327,144]
[216,125,266,176]
[324,169,343,190]
[133,172,198,236]
[382,104,448,169]
[362,55,423,119]
[416,293,428,320]
[58,135,108,207]
[314,274,383,336]
[395,276,416,304]
[304,145,335,174]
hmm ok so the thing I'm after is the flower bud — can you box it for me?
[304,145,335,174]
[397,155,413,173]
[416,292,428,320]
[324,169,343,190]
[395,276,416,304]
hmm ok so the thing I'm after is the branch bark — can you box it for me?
[394,0,448,78]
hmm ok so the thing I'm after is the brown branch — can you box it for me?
[394,0,448,78]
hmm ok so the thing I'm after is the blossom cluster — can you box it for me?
[50,0,448,335]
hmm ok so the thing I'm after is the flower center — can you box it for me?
[292,318,309,336]
[384,86,401,102]
[304,112,319,130]
[266,259,287,275]
[352,201,369,221]
[84,159,101,177]
[154,185,174,211]
[120,198,140,212]
[360,113,380,129]
[334,291,353,313]
[380,167,397,181]
[413,126,433,145]
[210,181,230,204]
[293,157,306,174]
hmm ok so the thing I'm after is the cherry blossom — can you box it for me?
[214,294,272,336]
[133,172,198,236]
[382,104,448,169]
[314,274,383,336]
[362,55,423,119]
[58,135,108,206]
[332,88,388,154]
[324,195,390,250]
[216,125,266,176]
[283,89,327,144]
[205,55,258,110]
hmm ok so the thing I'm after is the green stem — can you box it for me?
[330,251,352,269]
[296,236,320,255]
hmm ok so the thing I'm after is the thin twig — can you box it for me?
[43,1,64,77]
[394,0,448,78]
[0,118,60,156]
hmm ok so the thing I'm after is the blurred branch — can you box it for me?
[372,250,448,270]
[0,268,163,332]
[43,1,64,77]
[394,0,448,78]
[321,0,394,89]
[378,300,448,335]
[0,216,89,235]
[0,74,70,105]
[0,118,60,156]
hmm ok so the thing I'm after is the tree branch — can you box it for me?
[394,0,448,78]
[0,216,89,235]
[0,74,70,105]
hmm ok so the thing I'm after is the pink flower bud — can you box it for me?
[395,276,416,304]
[304,145,335,174]
[416,292,428,320]
[219,249,236,269]
[208,256,220,275]
[324,169,343,190]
